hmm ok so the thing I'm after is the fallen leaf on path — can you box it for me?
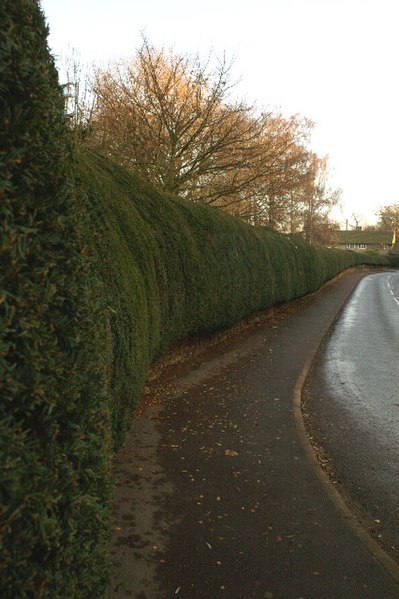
[224,449,239,456]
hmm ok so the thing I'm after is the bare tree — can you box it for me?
[196,112,314,224]
[62,49,96,142]
[88,40,315,218]
[85,39,338,233]
[350,213,362,229]
[252,115,314,229]
[299,154,341,244]
[376,204,399,232]
[88,40,266,200]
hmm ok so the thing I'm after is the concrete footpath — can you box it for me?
[108,271,399,599]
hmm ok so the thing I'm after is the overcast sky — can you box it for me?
[41,0,399,226]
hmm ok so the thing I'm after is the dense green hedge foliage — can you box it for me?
[79,151,388,451]
[388,254,399,268]
[0,2,111,597]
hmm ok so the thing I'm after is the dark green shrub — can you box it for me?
[388,254,399,268]
[0,2,111,597]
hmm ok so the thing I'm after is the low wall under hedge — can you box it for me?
[79,150,388,451]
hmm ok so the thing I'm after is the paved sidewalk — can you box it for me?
[108,272,399,599]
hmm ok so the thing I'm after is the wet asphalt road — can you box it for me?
[108,271,399,599]
[305,271,399,555]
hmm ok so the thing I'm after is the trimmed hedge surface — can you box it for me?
[0,2,111,598]
[388,254,399,268]
[79,151,388,451]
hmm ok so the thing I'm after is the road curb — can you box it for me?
[292,275,399,589]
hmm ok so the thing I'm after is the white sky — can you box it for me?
[41,0,399,227]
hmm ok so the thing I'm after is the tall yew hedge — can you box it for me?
[79,151,388,451]
[0,2,111,597]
